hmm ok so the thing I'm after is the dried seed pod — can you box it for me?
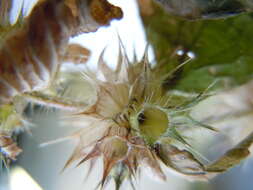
[155,143,206,177]
[0,0,122,160]
[0,132,22,160]
[0,0,123,106]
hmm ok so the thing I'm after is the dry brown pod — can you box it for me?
[0,132,22,160]
[0,0,122,105]
[0,0,123,160]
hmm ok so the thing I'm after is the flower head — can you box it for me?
[64,48,213,189]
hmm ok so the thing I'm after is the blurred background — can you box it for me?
[1,0,253,190]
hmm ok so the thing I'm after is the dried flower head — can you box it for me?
[63,48,216,189]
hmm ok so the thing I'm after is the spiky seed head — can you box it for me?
[63,48,211,189]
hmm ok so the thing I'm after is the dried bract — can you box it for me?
[0,0,123,160]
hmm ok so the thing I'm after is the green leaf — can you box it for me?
[154,0,253,19]
[141,2,253,93]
